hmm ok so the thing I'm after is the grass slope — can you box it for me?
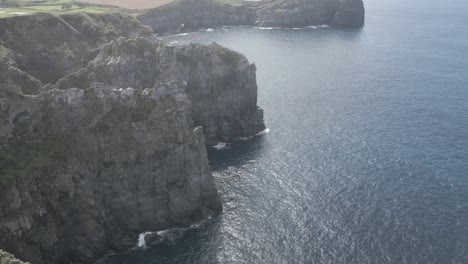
[0,0,119,18]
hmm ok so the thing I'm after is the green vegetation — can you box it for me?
[0,0,118,18]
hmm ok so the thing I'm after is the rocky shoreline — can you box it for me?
[139,0,365,35]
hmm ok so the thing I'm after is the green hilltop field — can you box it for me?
[0,0,121,18]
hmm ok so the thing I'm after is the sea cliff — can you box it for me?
[139,0,365,34]
[0,13,264,263]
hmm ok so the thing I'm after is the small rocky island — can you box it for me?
[0,0,365,263]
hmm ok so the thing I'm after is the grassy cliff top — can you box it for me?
[0,0,122,18]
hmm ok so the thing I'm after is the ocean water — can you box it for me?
[109,0,468,263]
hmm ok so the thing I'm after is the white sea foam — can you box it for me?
[213,142,228,150]
[256,128,270,136]
[137,217,213,248]
[206,28,215,32]
[255,27,275,30]
[137,232,153,249]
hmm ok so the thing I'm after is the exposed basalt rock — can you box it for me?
[257,0,341,28]
[331,0,365,27]
[54,37,265,144]
[0,13,153,85]
[0,82,222,263]
[144,233,163,247]
[0,250,29,264]
[139,0,365,34]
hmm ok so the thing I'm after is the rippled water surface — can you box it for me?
[109,0,468,263]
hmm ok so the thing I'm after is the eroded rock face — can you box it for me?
[139,0,365,34]
[139,0,257,35]
[55,38,265,144]
[331,0,365,27]
[257,0,341,28]
[0,13,153,85]
[0,12,265,264]
[0,82,221,263]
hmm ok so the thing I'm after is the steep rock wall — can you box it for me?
[331,0,365,27]
[139,0,365,34]
[139,0,257,34]
[0,12,265,264]
[0,83,221,263]
[55,38,265,144]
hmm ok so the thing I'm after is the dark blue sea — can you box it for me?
[109,0,468,263]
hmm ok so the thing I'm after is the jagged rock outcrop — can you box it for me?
[139,0,365,34]
[54,37,265,144]
[0,13,153,85]
[0,250,29,264]
[0,82,222,263]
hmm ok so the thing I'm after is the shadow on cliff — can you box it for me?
[207,134,268,172]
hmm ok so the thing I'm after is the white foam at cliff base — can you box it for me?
[137,232,153,249]
[206,28,215,32]
[213,142,228,150]
[137,217,213,248]
[256,128,270,136]
[255,27,276,30]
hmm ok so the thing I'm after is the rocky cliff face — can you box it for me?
[0,13,264,264]
[331,0,365,27]
[139,0,257,34]
[55,38,265,144]
[139,0,365,34]
[0,82,221,264]
[257,0,341,28]
[0,13,153,85]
